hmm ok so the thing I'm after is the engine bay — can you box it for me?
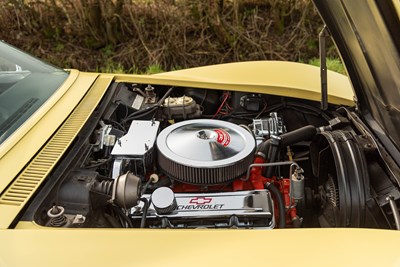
[27,82,400,229]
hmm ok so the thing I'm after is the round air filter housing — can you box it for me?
[157,119,256,185]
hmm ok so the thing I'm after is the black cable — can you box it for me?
[140,198,150,228]
[131,107,158,119]
[83,157,112,169]
[200,90,207,107]
[156,87,174,106]
[219,115,254,122]
[207,100,330,123]
[286,102,331,121]
[141,179,152,195]
[112,206,133,228]
[271,102,331,121]
[122,87,174,123]
[122,106,158,123]
[265,182,286,228]
[103,119,127,133]
[255,102,268,119]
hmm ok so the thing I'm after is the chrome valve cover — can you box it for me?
[131,189,274,228]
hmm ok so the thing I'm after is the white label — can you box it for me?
[132,94,144,110]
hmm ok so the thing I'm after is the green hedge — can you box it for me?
[0,0,340,73]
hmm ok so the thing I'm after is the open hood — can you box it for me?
[313,0,400,156]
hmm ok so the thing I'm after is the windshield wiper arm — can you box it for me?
[0,97,38,136]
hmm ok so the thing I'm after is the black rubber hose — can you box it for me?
[112,206,133,228]
[140,198,150,228]
[266,182,286,228]
[257,125,316,157]
[256,139,271,157]
[280,125,316,146]
[123,106,158,122]
[256,139,275,177]
[122,87,174,123]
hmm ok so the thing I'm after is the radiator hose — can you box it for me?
[257,125,317,156]
[257,125,317,177]
[265,182,286,228]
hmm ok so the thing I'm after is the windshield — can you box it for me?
[0,41,68,144]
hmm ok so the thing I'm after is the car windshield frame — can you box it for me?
[0,41,69,145]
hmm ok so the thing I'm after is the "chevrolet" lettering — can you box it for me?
[177,204,225,210]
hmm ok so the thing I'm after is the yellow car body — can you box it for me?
[0,62,398,267]
[2,0,400,265]
[0,61,352,228]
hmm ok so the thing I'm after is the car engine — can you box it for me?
[29,83,399,230]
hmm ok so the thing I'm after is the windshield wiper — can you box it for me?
[0,97,38,136]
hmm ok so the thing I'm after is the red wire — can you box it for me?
[212,93,229,119]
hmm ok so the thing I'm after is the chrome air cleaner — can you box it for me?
[157,119,255,185]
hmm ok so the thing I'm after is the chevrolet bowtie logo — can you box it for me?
[189,197,212,205]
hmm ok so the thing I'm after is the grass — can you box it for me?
[308,57,346,75]
[145,64,164,74]
[98,62,164,74]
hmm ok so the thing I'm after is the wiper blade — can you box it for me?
[0,70,30,75]
[0,97,38,136]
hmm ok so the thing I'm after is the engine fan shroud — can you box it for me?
[310,130,369,227]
